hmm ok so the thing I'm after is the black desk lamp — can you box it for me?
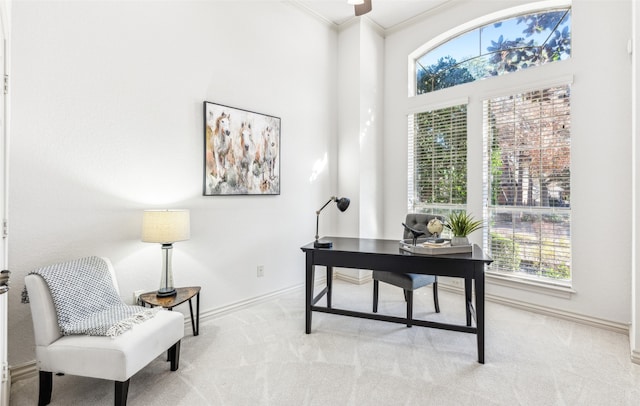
[314,196,350,248]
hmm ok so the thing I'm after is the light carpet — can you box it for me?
[10,279,640,405]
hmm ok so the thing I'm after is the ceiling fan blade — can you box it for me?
[355,0,372,16]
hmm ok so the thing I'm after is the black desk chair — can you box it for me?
[372,213,442,327]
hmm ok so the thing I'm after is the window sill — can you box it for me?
[486,272,576,299]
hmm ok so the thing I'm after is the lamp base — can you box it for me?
[156,288,177,297]
[314,239,333,248]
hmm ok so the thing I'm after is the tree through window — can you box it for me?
[416,8,571,94]
[484,86,571,282]
[408,105,468,216]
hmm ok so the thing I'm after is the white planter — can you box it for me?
[451,236,469,246]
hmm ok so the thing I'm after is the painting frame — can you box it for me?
[203,101,281,196]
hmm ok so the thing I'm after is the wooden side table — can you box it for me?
[139,286,201,336]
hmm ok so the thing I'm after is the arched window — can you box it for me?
[409,4,573,287]
[415,8,571,94]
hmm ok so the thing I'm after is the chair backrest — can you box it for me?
[24,257,119,347]
[403,213,445,239]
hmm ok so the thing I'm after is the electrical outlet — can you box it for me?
[133,289,145,305]
[451,279,463,287]
[257,265,264,277]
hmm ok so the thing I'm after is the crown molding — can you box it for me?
[286,0,455,36]
[286,0,340,30]
[384,0,460,36]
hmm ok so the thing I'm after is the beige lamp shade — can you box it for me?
[142,209,190,243]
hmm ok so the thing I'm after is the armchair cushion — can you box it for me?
[34,309,183,382]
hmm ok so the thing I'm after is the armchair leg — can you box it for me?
[115,379,130,406]
[406,290,413,328]
[433,279,440,313]
[169,340,181,371]
[373,280,379,313]
[38,371,52,406]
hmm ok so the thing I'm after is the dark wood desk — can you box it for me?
[300,237,492,363]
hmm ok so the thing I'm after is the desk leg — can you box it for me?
[305,252,315,334]
[465,277,472,327]
[475,267,485,364]
[326,266,333,309]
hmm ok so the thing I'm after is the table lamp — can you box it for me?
[314,196,350,248]
[142,209,190,297]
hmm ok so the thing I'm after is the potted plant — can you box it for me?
[445,211,482,246]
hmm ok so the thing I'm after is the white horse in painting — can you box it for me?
[263,126,278,181]
[211,111,232,180]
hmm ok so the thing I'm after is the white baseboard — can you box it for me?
[438,282,629,335]
[198,283,304,324]
[8,360,36,383]
[334,272,372,285]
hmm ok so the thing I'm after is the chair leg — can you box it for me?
[115,379,130,406]
[38,371,52,406]
[433,279,440,313]
[169,340,181,371]
[373,279,379,313]
[406,290,413,328]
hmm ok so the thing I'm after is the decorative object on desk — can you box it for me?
[314,196,350,248]
[142,209,190,297]
[203,101,281,196]
[427,218,444,238]
[402,223,426,246]
[399,239,473,255]
[445,211,482,246]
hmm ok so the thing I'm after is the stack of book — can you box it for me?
[399,238,472,255]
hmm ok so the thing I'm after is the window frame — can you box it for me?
[406,0,575,293]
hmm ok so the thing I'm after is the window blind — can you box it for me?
[483,85,571,282]
[408,104,468,215]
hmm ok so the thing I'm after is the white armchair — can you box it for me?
[25,257,184,406]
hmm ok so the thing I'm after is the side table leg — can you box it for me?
[188,296,199,336]
[196,292,200,336]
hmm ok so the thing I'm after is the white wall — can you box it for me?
[337,22,361,238]
[7,0,337,365]
[383,0,633,325]
[358,20,384,239]
[334,19,384,282]
[336,19,384,240]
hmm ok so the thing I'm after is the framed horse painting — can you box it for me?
[203,101,281,196]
